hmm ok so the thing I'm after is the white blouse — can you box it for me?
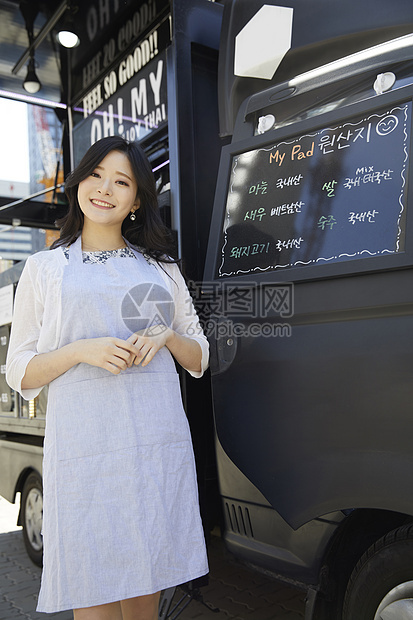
[6,246,209,402]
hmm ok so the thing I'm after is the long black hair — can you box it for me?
[51,136,177,263]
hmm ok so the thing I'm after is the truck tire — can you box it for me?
[21,472,43,567]
[342,524,413,620]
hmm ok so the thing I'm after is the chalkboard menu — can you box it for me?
[216,101,411,278]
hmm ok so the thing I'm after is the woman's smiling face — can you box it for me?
[77,150,140,230]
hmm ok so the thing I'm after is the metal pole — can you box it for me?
[0,185,64,212]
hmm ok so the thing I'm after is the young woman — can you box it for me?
[6,136,209,620]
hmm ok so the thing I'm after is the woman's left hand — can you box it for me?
[126,325,172,367]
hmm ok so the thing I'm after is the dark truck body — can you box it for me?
[204,1,413,617]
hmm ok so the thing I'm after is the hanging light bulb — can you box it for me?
[23,56,41,93]
[56,28,80,48]
[56,4,80,48]
[19,1,41,93]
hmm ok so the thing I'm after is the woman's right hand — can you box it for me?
[75,337,140,374]
[21,337,140,390]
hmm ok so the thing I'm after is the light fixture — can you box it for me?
[13,0,81,96]
[56,3,80,48]
[56,28,79,48]
[23,55,41,93]
[12,2,74,76]
[19,0,42,93]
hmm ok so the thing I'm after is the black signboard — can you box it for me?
[211,94,412,281]
[72,49,167,167]
[69,0,170,104]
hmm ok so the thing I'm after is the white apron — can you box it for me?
[37,237,208,613]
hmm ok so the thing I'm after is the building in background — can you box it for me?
[0,101,63,264]
[0,179,42,265]
[27,105,62,202]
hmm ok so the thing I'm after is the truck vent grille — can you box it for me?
[225,502,254,538]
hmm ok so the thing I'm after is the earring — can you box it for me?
[130,211,136,221]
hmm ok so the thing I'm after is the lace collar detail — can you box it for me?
[63,246,136,264]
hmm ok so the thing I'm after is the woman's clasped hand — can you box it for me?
[73,326,170,374]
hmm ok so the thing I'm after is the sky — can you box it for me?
[0,98,30,183]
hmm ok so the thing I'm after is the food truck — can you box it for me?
[2,0,413,617]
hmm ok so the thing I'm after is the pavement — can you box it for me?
[0,495,306,620]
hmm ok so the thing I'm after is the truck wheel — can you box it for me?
[21,472,43,566]
[342,524,413,620]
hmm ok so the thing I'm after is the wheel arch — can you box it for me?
[342,523,413,619]
[314,508,413,617]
